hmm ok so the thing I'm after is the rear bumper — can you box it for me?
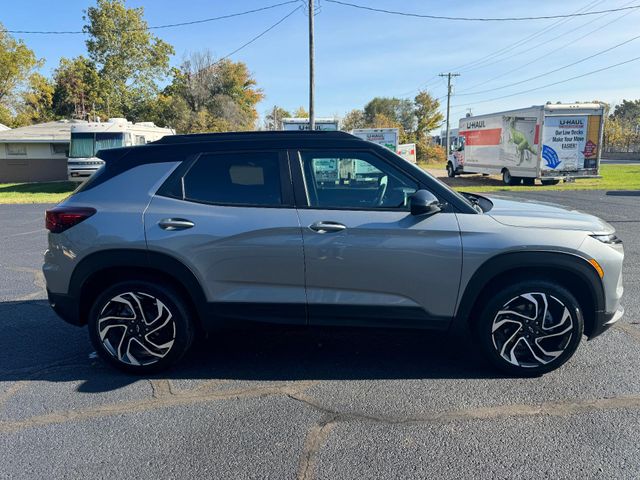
[589,305,624,339]
[47,289,83,326]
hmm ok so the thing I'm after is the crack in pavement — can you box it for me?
[0,381,319,434]
[288,392,640,426]
[287,391,640,479]
[149,379,174,399]
[297,415,339,480]
[615,322,640,343]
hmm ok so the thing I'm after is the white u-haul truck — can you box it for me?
[447,103,605,185]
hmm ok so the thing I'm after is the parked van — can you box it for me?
[447,103,605,185]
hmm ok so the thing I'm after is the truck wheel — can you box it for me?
[473,280,584,376]
[502,169,515,185]
[446,163,456,178]
[542,179,560,186]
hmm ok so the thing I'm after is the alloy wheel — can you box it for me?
[97,291,176,366]
[491,292,574,368]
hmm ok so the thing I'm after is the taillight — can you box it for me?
[45,207,96,233]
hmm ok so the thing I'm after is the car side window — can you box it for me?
[183,152,282,206]
[300,151,418,210]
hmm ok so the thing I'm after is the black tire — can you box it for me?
[473,280,584,377]
[88,280,195,374]
[522,177,535,186]
[502,169,515,185]
[541,179,560,186]
[446,162,456,178]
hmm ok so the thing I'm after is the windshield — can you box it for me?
[69,132,124,158]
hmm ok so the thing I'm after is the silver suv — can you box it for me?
[43,131,624,376]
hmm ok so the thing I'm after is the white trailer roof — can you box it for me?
[0,120,85,144]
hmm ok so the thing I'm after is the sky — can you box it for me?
[3,0,640,130]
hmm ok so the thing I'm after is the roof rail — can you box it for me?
[152,130,358,145]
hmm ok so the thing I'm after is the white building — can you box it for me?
[0,120,86,183]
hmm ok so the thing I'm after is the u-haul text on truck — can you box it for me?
[446,103,605,185]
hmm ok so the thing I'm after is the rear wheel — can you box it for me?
[473,280,584,376]
[88,280,195,374]
[446,162,456,178]
[502,169,516,185]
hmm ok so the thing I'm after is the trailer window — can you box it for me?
[69,133,94,158]
[95,133,124,151]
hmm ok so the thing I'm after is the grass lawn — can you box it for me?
[426,164,640,193]
[0,181,76,204]
[0,165,638,204]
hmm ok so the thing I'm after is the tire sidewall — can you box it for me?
[474,280,584,376]
[88,280,194,374]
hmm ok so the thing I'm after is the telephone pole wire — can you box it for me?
[308,0,316,131]
[439,72,460,154]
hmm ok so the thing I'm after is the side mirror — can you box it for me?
[410,189,441,216]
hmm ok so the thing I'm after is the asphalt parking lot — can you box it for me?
[1,190,639,479]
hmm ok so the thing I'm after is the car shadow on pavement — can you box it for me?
[0,300,503,393]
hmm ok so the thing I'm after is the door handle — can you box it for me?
[158,218,195,231]
[309,221,347,234]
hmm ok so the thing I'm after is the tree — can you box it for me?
[341,109,366,131]
[14,73,55,125]
[414,90,443,139]
[264,106,291,130]
[611,99,640,124]
[51,56,101,119]
[153,52,264,133]
[83,0,174,119]
[363,97,415,133]
[293,106,308,118]
[0,24,39,119]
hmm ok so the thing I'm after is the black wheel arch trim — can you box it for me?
[67,249,208,327]
[453,250,605,333]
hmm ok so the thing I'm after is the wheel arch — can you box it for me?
[69,249,208,328]
[454,251,605,337]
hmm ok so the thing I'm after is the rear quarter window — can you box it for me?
[181,152,283,207]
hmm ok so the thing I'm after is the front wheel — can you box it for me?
[88,280,195,374]
[446,162,456,178]
[474,280,584,376]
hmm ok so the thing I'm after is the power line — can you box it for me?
[457,0,637,76]
[4,0,299,34]
[449,0,605,71]
[216,6,302,62]
[457,2,637,92]
[325,0,640,21]
[452,55,640,108]
[393,0,606,98]
[456,32,640,97]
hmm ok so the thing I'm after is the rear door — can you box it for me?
[290,148,462,329]
[145,150,306,325]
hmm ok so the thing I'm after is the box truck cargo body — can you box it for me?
[447,103,605,185]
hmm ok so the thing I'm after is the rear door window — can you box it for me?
[183,152,283,207]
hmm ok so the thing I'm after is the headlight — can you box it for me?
[591,233,622,245]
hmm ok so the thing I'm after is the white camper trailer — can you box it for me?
[446,103,605,185]
[67,118,175,180]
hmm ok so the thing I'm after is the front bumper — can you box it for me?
[47,289,83,326]
[589,305,625,339]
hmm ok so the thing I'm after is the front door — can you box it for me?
[293,149,462,329]
[145,150,306,325]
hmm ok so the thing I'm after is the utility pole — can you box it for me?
[308,0,315,131]
[439,72,460,154]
